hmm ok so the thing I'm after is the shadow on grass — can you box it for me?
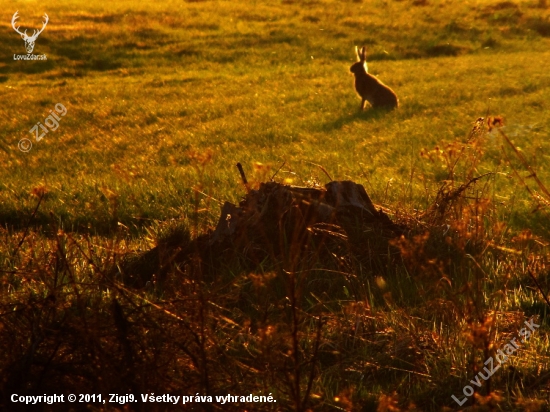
[0,209,150,238]
[321,106,396,131]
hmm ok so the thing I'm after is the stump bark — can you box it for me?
[116,181,405,286]
[210,180,402,250]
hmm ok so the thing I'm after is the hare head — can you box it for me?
[350,45,398,110]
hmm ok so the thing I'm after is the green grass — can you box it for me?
[1,0,550,410]
[1,0,549,233]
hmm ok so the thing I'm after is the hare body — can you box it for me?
[350,46,398,110]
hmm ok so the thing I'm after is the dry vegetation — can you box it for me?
[2,120,550,411]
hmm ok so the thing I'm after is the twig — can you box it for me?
[527,270,550,310]
[304,161,333,181]
[192,188,223,205]
[500,147,550,219]
[270,161,286,181]
[236,162,250,193]
[499,129,550,200]
[302,316,323,408]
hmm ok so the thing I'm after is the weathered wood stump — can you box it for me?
[210,180,402,253]
[116,181,404,287]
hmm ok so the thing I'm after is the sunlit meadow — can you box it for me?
[1,0,550,410]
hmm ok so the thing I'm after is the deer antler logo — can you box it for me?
[12,11,49,54]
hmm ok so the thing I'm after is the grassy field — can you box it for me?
[1,0,550,410]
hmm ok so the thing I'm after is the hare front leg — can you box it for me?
[360,98,366,111]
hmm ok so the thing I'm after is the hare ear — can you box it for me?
[355,46,361,61]
[360,47,368,71]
